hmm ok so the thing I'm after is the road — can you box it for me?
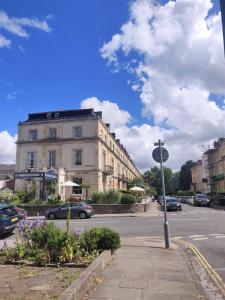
[2,203,225,282]
[51,203,225,282]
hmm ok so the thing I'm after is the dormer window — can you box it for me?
[55,112,59,119]
[47,113,52,119]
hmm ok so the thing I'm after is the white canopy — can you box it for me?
[60,180,80,187]
[130,186,145,192]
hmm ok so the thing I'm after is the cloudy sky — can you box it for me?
[0,0,224,172]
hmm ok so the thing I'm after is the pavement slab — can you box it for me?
[87,237,207,300]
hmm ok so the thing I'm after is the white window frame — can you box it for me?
[26,151,37,168]
[28,130,37,141]
[49,128,57,139]
[48,150,56,168]
[73,126,82,138]
[73,149,82,166]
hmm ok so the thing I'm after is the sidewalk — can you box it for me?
[87,237,207,300]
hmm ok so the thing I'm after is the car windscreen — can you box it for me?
[166,199,178,203]
[0,206,16,217]
[197,195,207,199]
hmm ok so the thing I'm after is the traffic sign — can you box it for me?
[152,147,169,163]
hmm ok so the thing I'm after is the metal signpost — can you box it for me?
[152,140,170,248]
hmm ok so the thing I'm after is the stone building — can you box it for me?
[15,109,140,199]
[204,138,225,194]
[191,160,205,193]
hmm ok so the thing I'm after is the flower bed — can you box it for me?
[0,217,120,267]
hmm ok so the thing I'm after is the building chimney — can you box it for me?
[105,123,110,130]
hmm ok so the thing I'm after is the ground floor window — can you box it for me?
[72,177,82,194]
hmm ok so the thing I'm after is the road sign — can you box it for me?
[152,147,169,163]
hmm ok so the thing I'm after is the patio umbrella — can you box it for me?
[60,181,80,201]
[60,180,80,187]
[130,186,145,192]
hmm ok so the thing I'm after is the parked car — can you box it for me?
[11,205,27,220]
[164,197,182,211]
[46,202,94,220]
[0,204,20,235]
[194,194,210,207]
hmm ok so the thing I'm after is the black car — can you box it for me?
[0,204,20,235]
[46,202,94,220]
[165,197,182,211]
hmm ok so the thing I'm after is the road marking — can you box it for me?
[176,239,225,296]
[192,237,208,241]
[210,233,225,236]
[189,234,205,238]
[215,236,225,239]
[172,236,183,240]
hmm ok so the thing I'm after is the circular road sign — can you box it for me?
[152,147,169,163]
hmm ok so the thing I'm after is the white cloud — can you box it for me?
[81,97,131,128]
[0,34,11,48]
[0,10,52,48]
[0,131,16,163]
[100,0,225,170]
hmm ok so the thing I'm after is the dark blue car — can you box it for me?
[0,204,19,235]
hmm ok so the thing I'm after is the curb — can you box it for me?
[59,250,112,300]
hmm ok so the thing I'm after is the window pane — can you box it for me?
[73,127,82,138]
[49,128,57,139]
[28,130,37,141]
[73,150,82,165]
[72,177,82,194]
[49,150,56,168]
[26,152,37,168]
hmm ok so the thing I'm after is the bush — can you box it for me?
[0,191,21,205]
[91,190,121,204]
[120,194,136,204]
[177,190,194,196]
[80,227,120,253]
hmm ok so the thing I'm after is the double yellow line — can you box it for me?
[176,239,225,297]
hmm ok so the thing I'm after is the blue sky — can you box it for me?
[0,0,143,134]
[0,0,224,170]
[0,0,221,135]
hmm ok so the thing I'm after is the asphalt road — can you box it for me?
[51,203,225,282]
[2,203,225,283]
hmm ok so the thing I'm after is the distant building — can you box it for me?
[203,138,225,194]
[0,164,16,190]
[15,108,140,199]
[191,160,207,193]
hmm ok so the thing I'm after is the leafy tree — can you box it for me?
[129,176,144,188]
[179,160,195,191]
[144,167,180,195]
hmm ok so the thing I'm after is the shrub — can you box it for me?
[104,190,120,204]
[0,190,14,203]
[91,190,121,204]
[80,227,120,253]
[120,194,136,204]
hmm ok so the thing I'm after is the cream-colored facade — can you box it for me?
[204,138,225,194]
[15,109,140,199]
[191,160,208,193]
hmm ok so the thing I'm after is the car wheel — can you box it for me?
[179,207,182,211]
[48,212,56,220]
[79,211,87,219]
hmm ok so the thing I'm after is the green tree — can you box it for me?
[144,167,180,195]
[129,176,144,188]
[179,160,195,191]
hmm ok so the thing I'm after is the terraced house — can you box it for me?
[15,108,140,199]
